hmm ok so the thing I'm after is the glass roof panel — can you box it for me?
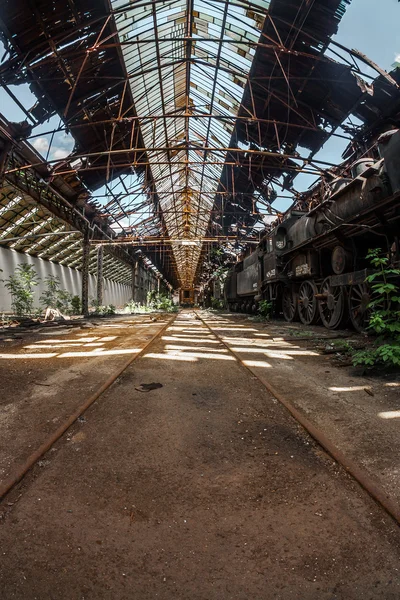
[111,0,270,287]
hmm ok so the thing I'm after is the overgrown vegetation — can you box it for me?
[147,291,177,312]
[71,295,82,315]
[91,299,116,316]
[257,299,273,319]
[352,248,400,369]
[124,300,152,314]
[4,264,39,316]
[124,292,177,314]
[40,274,73,314]
[211,297,224,310]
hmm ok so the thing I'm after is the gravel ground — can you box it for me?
[1,311,400,599]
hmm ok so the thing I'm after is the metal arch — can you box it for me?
[3,0,386,290]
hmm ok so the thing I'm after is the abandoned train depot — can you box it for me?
[1,0,400,598]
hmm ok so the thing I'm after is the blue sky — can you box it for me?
[283,0,400,208]
[0,0,399,217]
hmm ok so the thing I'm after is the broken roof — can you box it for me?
[2,0,399,287]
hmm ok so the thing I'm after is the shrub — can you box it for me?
[258,299,273,319]
[211,297,224,310]
[147,291,177,312]
[40,275,73,314]
[352,248,400,370]
[4,264,39,316]
[93,304,116,316]
[71,295,82,315]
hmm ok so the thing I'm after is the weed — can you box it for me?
[4,264,39,316]
[258,299,273,319]
[352,248,400,370]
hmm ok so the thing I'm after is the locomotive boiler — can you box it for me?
[225,129,400,331]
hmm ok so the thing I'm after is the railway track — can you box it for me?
[0,313,177,502]
[195,310,400,527]
[2,308,399,533]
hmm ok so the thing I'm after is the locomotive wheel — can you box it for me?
[298,280,319,325]
[348,283,371,332]
[282,286,298,322]
[318,278,347,329]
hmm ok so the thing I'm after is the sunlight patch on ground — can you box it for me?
[242,359,272,368]
[378,410,400,420]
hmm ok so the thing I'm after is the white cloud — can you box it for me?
[53,148,71,160]
[32,137,49,153]
[395,54,400,64]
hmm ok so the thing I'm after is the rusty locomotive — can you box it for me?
[225,129,400,331]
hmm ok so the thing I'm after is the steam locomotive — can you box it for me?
[225,129,400,331]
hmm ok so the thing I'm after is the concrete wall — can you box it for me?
[0,246,132,312]
[133,262,158,304]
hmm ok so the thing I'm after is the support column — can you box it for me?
[81,233,90,318]
[157,277,160,294]
[96,246,104,306]
[0,141,12,183]
[131,261,137,302]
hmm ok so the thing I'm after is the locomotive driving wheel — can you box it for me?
[298,280,319,325]
[318,277,347,329]
[282,285,298,322]
[348,283,371,332]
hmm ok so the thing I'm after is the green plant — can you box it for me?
[40,275,73,314]
[4,263,39,316]
[211,297,224,310]
[352,248,400,370]
[147,291,177,312]
[124,300,152,313]
[258,299,273,319]
[71,295,81,315]
[93,304,116,316]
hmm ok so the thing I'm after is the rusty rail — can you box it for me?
[0,314,176,501]
[195,311,400,526]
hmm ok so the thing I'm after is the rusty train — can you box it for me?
[224,129,400,331]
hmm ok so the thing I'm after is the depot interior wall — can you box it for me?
[134,262,158,304]
[0,246,132,312]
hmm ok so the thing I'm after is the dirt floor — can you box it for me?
[1,311,400,599]
[199,311,400,509]
[0,315,172,485]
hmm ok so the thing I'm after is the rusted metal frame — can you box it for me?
[105,14,176,278]
[25,114,351,142]
[81,232,91,317]
[92,235,262,245]
[284,0,315,50]
[245,10,323,153]
[273,49,298,108]
[0,0,112,76]
[63,80,125,129]
[252,78,320,133]
[182,0,195,251]
[3,151,145,275]
[350,49,400,90]
[270,14,386,84]
[151,0,178,240]
[4,143,339,175]
[28,0,81,108]
[96,246,104,306]
[279,3,336,152]
[109,0,267,17]
[35,162,323,178]
[29,57,248,86]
